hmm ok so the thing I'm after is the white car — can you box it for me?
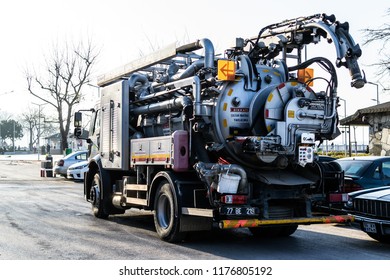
[53,150,88,177]
[67,160,89,181]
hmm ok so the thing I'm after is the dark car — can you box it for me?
[347,186,390,243]
[318,155,336,162]
[323,156,390,208]
[335,156,390,192]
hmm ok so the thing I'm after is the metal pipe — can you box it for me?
[130,76,201,117]
[132,96,192,115]
[128,73,148,90]
[172,60,204,80]
[173,39,215,81]
[197,38,215,69]
[192,76,202,116]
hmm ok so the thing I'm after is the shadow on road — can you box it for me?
[100,211,390,260]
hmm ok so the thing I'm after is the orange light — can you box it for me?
[297,68,314,86]
[218,60,236,81]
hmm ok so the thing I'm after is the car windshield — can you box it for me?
[63,151,86,160]
[337,160,372,177]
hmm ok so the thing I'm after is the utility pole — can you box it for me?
[339,98,348,156]
[32,102,46,160]
[367,81,379,105]
[13,120,15,153]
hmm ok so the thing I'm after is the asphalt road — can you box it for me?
[0,159,389,260]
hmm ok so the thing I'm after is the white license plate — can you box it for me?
[363,222,377,233]
[221,206,259,216]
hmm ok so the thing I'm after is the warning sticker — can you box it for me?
[231,108,249,123]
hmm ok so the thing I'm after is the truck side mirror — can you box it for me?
[74,127,82,138]
[74,112,83,138]
[74,112,82,128]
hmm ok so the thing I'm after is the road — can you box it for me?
[0,159,389,260]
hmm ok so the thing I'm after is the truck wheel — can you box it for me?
[90,172,109,219]
[153,181,183,243]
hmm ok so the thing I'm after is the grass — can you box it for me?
[318,151,370,159]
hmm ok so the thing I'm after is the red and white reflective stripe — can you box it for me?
[329,193,349,202]
[221,195,247,204]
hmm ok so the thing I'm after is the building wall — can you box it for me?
[45,134,88,155]
[368,114,390,156]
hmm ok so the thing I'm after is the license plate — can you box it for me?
[221,206,259,216]
[363,222,377,233]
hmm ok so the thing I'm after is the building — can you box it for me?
[45,130,89,155]
[340,101,390,156]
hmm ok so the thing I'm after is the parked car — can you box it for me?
[336,156,390,192]
[323,156,390,209]
[67,160,88,181]
[318,155,336,162]
[54,150,88,177]
[347,186,390,243]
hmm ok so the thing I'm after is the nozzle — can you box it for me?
[346,57,365,89]
[351,78,365,89]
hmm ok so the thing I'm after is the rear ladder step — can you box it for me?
[124,184,148,191]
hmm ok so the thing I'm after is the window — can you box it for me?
[90,109,101,136]
[373,165,381,179]
[383,162,390,178]
[76,153,87,160]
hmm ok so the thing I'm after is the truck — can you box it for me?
[74,13,365,242]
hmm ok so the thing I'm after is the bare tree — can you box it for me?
[26,39,98,151]
[363,8,390,83]
[21,107,57,151]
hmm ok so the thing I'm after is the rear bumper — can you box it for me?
[54,167,66,175]
[219,215,354,229]
[353,215,390,226]
[353,215,390,235]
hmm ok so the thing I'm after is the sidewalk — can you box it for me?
[0,153,65,181]
[0,153,63,162]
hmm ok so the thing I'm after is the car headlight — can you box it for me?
[74,165,88,170]
[345,195,353,209]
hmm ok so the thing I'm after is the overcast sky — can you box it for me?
[0,0,389,146]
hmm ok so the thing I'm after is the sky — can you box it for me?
[0,0,389,147]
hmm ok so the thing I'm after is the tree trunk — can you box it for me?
[29,124,33,151]
[61,133,68,152]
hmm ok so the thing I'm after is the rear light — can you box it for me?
[342,181,363,193]
[221,195,247,204]
[57,160,64,166]
[329,193,349,202]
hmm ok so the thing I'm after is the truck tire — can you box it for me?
[249,225,298,238]
[153,181,183,243]
[90,172,110,219]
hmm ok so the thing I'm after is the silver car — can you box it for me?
[54,150,88,177]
